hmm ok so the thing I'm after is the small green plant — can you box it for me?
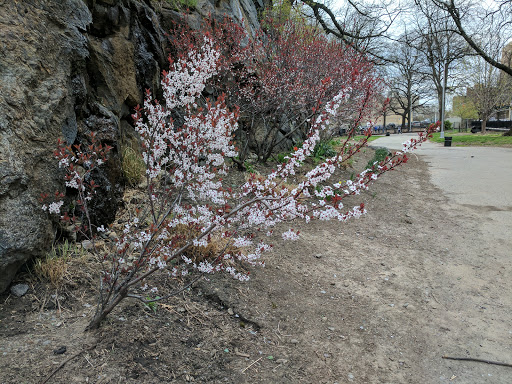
[366,147,389,170]
[144,297,159,313]
[444,120,453,131]
[276,152,288,164]
[244,161,257,174]
[312,141,337,160]
[122,145,146,186]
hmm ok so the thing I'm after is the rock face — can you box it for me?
[0,0,261,292]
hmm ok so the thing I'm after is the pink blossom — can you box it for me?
[43,201,64,215]
[281,229,299,241]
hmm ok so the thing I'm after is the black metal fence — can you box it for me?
[467,120,511,133]
[470,120,512,128]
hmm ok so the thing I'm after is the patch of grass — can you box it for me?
[122,145,146,186]
[272,137,360,167]
[152,0,197,10]
[244,161,257,174]
[353,135,380,142]
[313,141,337,160]
[276,152,289,164]
[366,147,389,170]
[430,131,512,146]
[33,240,87,287]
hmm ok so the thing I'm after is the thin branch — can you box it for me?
[439,0,512,76]
[127,274,204,303]
[442,355,512,368]
[40,343,97,384]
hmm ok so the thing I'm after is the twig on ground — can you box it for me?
[235,347,250,358]
[185,303,205,324]
[430,289,441,305]
[39,293,48,315]
[3,294,11,304]
[40,343,97,384]
[442,355,512,368]
[241,356,263,373]
[56,290,62,316]
[83,354,94,368]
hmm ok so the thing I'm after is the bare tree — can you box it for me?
[297,0,403,58]
[466,49,512,133]
[386,36,430,130]
[432,0,512,77]
[410,0,471,128]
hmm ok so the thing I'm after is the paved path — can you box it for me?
[372,133,512,207]
[373,133,512,383]
[372,133,512,255]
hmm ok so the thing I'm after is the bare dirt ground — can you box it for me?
[1,146,511,384]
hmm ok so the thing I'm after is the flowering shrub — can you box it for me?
[44,32,435,330]
[168,15,383,165]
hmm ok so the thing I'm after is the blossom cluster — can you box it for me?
[42,133,112,239]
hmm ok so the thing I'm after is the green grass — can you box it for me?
[122,145,146,186]
[353,135,380,142]
[153,0,197,10]
[366,147,389,170]
[429,131,512,146]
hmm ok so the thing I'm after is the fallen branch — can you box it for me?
[442,355,512,368]
[235,347,250,358]
[40,343,97,384]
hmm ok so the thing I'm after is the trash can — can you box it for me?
[386,132,390,136]
[444,137,452,147]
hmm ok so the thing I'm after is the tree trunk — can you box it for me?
[86,289,128,331]
[481,118,487,134]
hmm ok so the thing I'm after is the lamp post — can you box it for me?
[408,91,412,133]
[440,79,446,139]
[440,59,447,139]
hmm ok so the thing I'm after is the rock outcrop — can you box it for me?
[0,0,260,292]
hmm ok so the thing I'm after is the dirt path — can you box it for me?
[1,145,511,383]
[225,150,512,383]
